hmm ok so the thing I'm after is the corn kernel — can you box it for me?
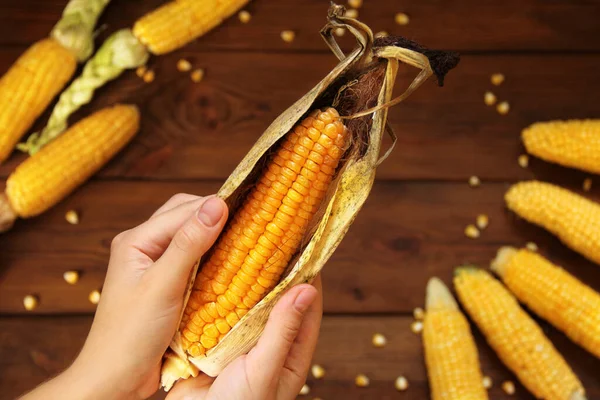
[413,307,424,320]
[23,295,38,311]
[311,364,325,379]
[395,13,410,25]
[482,376,492,389]
[526,241,538,252]
[374,31,388,38]
[136,66,147,78]
[65,210,79,225]
[299,384,310,395]
[281,30,295,43]
[348,0,362,8]
[89,289,101,305]
[63,270,79,285]
[476,214,489,230]
[583,178,592,192]
[410,321,423,333]
[502,380,516,395]
[468,175,480,187]
[355,374,370,387]
[518,154,529,168]
[372,333,387,347]
[335,27,346,37]
[484,91,497,106]
[191,68,205,83]
[238,10,251,24]
[177,59,192,72]
[143,70,155,83]
[395,376,409,391]
[497,101,510,115]
[345,9,358,18]
[464,224,480,239]
[491,73,505,86]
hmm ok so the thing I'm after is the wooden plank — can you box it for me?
[1,315,599,400]
[2,181,599,315]
[1,52,598,182]
[1,0,600,52]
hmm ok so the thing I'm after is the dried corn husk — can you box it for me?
[161,4,457,390]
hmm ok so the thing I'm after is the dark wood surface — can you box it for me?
[1,0,599,399]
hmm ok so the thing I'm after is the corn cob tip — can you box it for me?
[504,180,539,211]
[0,193,17,233]
[453,265,480,277]
[425,277,458,311]
[571,390,588,400]
[160,351,199,391]
[490,246,518,277]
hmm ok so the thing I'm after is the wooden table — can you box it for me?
[1,1,599,398]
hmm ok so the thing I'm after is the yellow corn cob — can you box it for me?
[0,39,77,163]
[522,120,600,174]
[492,247,600,359]
[179,107,348,357]
[133,0,249,55]
[423,278,488,400]
[454,268,586,400]
[1,105,139,225]
[505,180,600,265]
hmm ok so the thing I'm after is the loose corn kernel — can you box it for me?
[177,59,192,72]
[464,224,480,239]
[374,31,389,38]
[484,91,497,106]
[395,12,410,25]
[497,101,510,115]
[136,66,147,78]
[469,175,480,187]
[238,10,251,24]
[413,307,424,320]
[334,27,346,37]
[312,364,325,379]
[518,154,529,168]
[63,270,79,285]
[526,242,538,252]
[280,30,295,43]
[143,70,155,83]
[65,210,79,225]
[345,9,358,18]
[89,290,101,305]
[395,376,409,391]
[372,333,387,348]
[491,73,505,86]
[355,374,370,387]
[502,381,516,395]
[482,376,492,389]
[411,321,423,333]
[299,384,310,395]
[23,295,38,311]
[348,0,362,8]
[476,214,489,230]
[191,68,205,83]
[583,178,592,192]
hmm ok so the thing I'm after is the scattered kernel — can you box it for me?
[502,380,516,395]
[335,27,346,37]
[496,101,510,115]
[583,178,592,192]
[348,0,363,8]
[374,31,389,38]
[413,307,424,320]
[281,30,296,43]
[395,376,409,391]
[482,376,493,389]
[65,210,79,225]
[177,59,192,72]
[518,154,529,168]
[372,333,387,348]
[355,374,370,387]
[143,70,155,83]
[491,73,505,86]
[23,295,39,311]
[345,9,358,18]
[526,242,538,252]
[468,176,480,187]
[476,214,489,230]
[238,10,251,24]
[63,271,80,285]
[299,384,310,395]
[89,290,101,305]
[464,224,480,239]
[136,66,147,78]
[311,364,325,379]
[484,91,497,106]
[395,13,410,25]
[191,68,205,83]
[410,321,423,334]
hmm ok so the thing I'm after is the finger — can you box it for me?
[151,193,202,219]
[246,284,318,388]
[165,374,215,400]
[150,197,228,295]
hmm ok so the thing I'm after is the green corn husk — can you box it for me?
[160,4,458,391]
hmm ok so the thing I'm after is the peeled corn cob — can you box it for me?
[0,105,139,231]
[133,0,250,55]
[505,180,600,265]
[522,120,600,174]
[492,247,600,359]
[180,107,348,357]
[423,278,488,400]
[454,268,586,400]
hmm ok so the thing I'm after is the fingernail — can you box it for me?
[294,287,316,314]
[197,197,224,227]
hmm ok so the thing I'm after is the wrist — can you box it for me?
[65,360,134,400]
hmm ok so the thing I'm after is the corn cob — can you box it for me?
[492,247,600,359]
[505,180,600,265]
[0,105,139,231]
[454,268,586,400]
[178,107,348,357]
[522,120,600,174]
[423,278,488,400]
